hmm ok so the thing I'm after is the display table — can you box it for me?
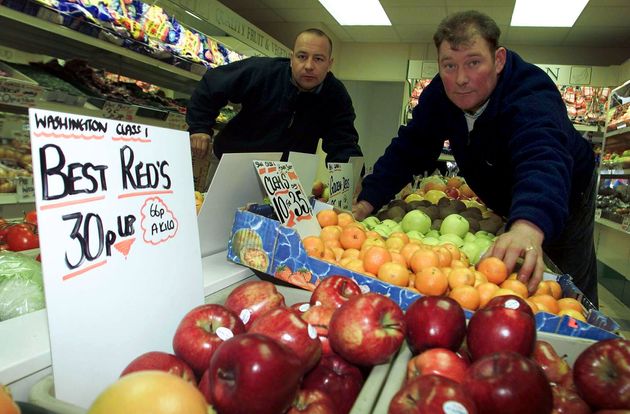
[0,250,254,402]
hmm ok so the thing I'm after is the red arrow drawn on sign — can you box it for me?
[286,211,296,227]
[297,214,312,222]
[287,171,297,180]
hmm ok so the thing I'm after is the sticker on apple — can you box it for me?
[443,401,469,414]
[298,303,311,312]
[215,327,234,341]
[307,324,318,340]
[504,299,520,310]
[239,309,251,325]
[359,285,370,294]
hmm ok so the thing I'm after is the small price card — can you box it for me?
[254,160,320,237]
[16,176,35,202]
[102,100,136,121]
[327,162,354,210]
[166,112,188,131]
[0,79,42,107]
[595,208,602,219]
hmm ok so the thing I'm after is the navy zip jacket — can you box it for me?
[359,50,595,242]
[186,56,362,163]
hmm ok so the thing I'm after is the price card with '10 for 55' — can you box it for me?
[254,160,321,237]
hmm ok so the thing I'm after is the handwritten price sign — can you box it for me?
[254,160,320,237]
[327,162,353,210]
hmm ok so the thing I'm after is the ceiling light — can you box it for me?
[510,0,589,27]
[318,0,391,26]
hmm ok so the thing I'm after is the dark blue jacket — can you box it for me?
[359,50,595,242]
[186,57,362,163]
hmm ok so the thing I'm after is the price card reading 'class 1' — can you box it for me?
[254,160,320,237]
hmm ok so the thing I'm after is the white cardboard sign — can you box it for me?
[28,108,203,408]
[254,160,320,237]
[327,162,354,210]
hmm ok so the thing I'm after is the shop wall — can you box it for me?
[342,80,405,172]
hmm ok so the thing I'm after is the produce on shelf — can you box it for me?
[0,250,45,321]
[194,191,204,214]
[311,179,330,202]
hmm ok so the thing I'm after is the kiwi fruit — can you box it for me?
[437,197,451,208]
[438,206,458,219]
[432,218,443,231]
[467,217,480,233]
[452,200,467,212]
[385,206,406,222]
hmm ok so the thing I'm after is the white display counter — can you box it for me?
[0,250,253,402]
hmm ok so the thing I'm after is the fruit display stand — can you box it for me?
[373,331,600,412]
[24,276,395,414]
[228,208,622,341]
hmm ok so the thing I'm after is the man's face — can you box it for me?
[290,33,333,92]
[438,34,506,112]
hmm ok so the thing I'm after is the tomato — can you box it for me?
[24,210,37,226]
[6,226,39,251]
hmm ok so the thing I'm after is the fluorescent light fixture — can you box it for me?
[510,0,589,27]
[318,0,391,26]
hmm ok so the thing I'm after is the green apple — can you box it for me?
[425,229,440,239]
[401,210,431,234]
[373,223,393,238]
[440,214,470,238]
[422,237,440,246]
[362,216,381,230]
[475,230,494,239]
[381,219,399,229]
[461,242,482,265]
[473,237,493,254]
[390,224,404,234]
[438,233,464,248]
[464,232,477,243]
[406,230,424,241]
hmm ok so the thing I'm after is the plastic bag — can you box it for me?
[0,251,45,321]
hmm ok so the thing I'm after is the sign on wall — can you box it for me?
[29,109,203,408]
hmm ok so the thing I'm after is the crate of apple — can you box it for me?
[375,294,629,413]
[105,276,407,414]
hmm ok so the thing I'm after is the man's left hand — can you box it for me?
[483,219,545,295]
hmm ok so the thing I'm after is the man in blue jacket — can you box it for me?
[353,11,598,306]
[187,28,362,166]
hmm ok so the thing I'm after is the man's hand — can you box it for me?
[190,132,212,158]
[352,200,374,221]
[483,219,545,295]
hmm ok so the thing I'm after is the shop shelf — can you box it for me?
[0,5,201,95]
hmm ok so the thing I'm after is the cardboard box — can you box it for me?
[373,331,599,413]
[26,280,393,414]
[227,209,621,341]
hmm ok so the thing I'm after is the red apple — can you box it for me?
[445,187,461,200]
[551,386,591,414]
[248,307,322,373]
[328,293,405,366]
[466,307,536,361]
[287,389,337,414]
[172,303,246,378]
[389,374,477,414]
[301,304,336,356]
[485,294,535,318]
[463,351,553,414]
[208,333,303,414]
[119,351,196,385]
[197,368,212,405]
[406,348,469,384]
[532,340,574,388]
[224,280,286,328]
[573,338,630,410]
[301,354,364,414]
[404,296,466,354]
[310,275,361,308]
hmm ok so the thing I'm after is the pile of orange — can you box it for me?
[304,210,586,320]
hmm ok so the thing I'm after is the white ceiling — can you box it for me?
[217,0,630,55]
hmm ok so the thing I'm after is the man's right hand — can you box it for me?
[190,132,212,158]
[352,200,374,221]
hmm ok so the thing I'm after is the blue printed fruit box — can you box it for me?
[227,209,620,341]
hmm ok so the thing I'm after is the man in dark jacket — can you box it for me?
[353,11,598,306]
[186,28,362,166]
